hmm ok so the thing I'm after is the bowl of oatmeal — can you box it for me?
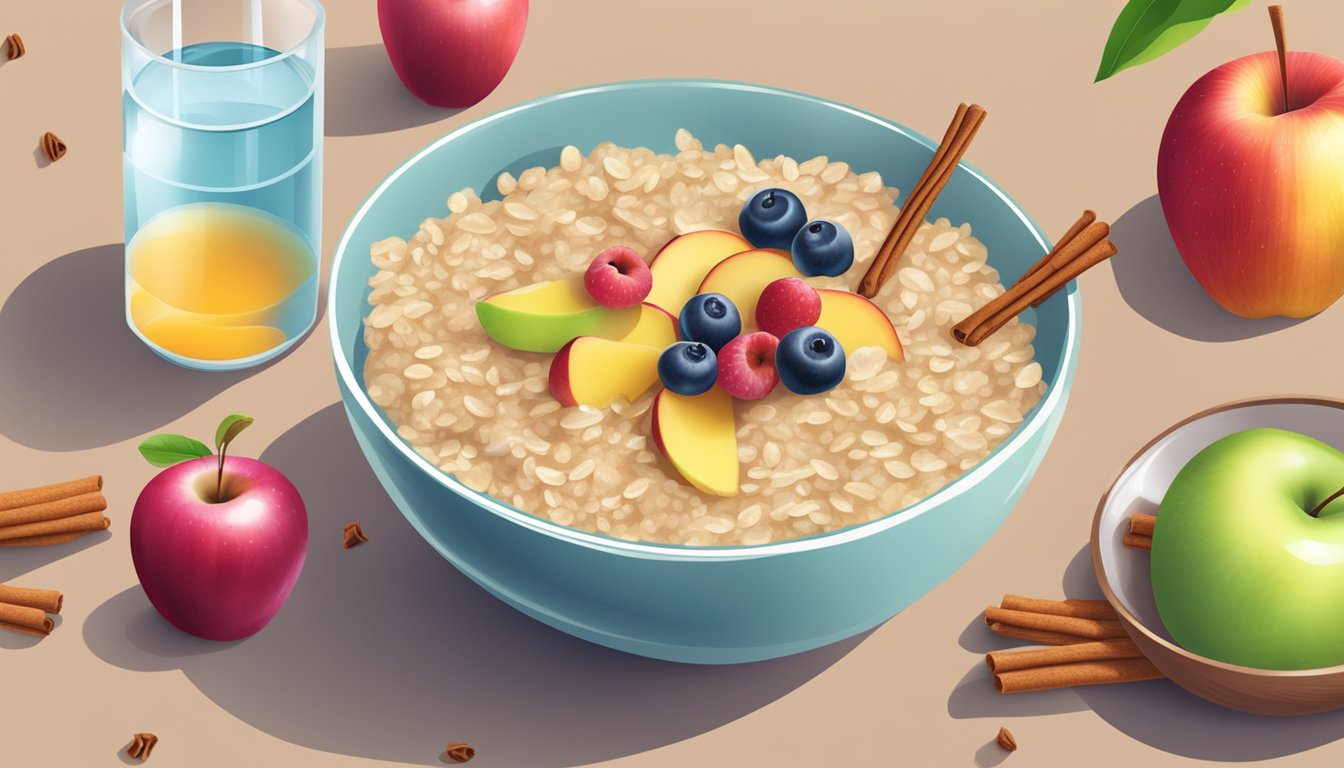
[330,80,1079,663]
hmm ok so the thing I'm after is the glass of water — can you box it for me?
[121,0,324,371]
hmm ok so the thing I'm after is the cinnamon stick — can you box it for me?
[0,602,53,636]
[0,491,106,527]
[0,620,50,638]
[1130,513,1156,537]
[984,606,1126,641]
[994,658,1163,693]
[0,475,102,511]
[1000,594,1116,621]
[0,585,62,614]
[955,236,1117,346]
[0,532,91,547]
[1016,210,1096,287]
[954,220,1109,343]
[1123,533,1152,552]
[987,621,1090,646]
[858,103,987,298]
[986,637,1142,673]
[0,511,110,542]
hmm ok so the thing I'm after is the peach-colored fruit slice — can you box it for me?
[549,337,663,408]
[816,289,905,361]
[696,249,800,331]
[476,276,641,353]
[616,302,679,349]
[646,230,752,317]
[650,387,739,496]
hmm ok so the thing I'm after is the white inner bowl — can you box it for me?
[1096,398,1344,644]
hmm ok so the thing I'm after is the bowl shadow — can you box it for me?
[326,44,460,137]
[82,403,864,766]
[0,244,314,451]
[1108,195,1307,342]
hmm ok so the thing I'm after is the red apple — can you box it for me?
[1158,48,1344,318]
[378,0,529,109]
[131,451,307,641]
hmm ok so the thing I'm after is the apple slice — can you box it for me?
[650,387,739,496]
[475,276,641,353]
[646,230,752,317]
[616,302,679,349]
[549,337,663,408]
[696,249,800,331]
[816,289,905,361]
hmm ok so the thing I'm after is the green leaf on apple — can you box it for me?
[215,414,254,451]
[138,434,213,467]
[1095,0,1251,82]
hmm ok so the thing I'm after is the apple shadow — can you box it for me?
[82,403,865,766]
[325,44,461,137]
[0,244,317,451]
[1108,195,1307,342]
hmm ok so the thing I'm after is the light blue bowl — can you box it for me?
[329,80,1079,664]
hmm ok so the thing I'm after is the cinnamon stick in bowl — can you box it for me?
[952,211,1118,346]
[857,103,987,298]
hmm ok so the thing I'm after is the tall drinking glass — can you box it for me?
[121,0,324,371]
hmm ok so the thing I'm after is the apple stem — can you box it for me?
[216,443,227,503]
[1269,4,1290,113]
[1309,484,1344,518]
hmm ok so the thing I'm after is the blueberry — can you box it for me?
[658,341,718,396]
[791,219,855,277]
[679,293,741,352]
[776,327,846,395]
[739,188,808,250]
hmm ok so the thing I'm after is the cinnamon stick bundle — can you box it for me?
[952,210,1118,346]
[1124,513,1156,551]
[0,476,109,546]
[0,583,64,638]
[857,103,987,298]
[983,594,1165,693]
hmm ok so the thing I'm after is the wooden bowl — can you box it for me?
[1091,396,1344,716]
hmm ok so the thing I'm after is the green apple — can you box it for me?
[1152,427,1344,670]
[475,276,640,353]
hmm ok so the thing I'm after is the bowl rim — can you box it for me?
[1091,394,1344,678]
[329,77,1081,560]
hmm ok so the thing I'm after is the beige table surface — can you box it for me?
[4,0,1344,765]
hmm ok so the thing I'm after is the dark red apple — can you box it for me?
[132,417,307,641]
[378,0,529,109]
